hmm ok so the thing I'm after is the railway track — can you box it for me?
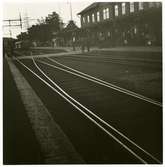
[40,57,161,107]
[47,54,162,102]
[52,54,161,69]
[13,56,162,164]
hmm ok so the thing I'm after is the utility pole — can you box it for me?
[67,0,73,20]
[19,12,22,31]
[58,2,61,16]
[3,13,22,38]
[24,11,30,30]
[70,0,73,20]
[9,30,12,38]
[3,12,36,38]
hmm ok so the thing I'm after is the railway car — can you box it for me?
[15,40,31,50]
[3,37,15,57]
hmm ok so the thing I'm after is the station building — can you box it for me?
[78,2,162,47]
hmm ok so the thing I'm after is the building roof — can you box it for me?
[78,2,101,15]
[64,20,79,32]
[78,2,114,15]
[53,20,79,37]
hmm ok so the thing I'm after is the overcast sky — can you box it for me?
[3,0,95,38]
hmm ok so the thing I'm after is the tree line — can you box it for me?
[17,12,63,43]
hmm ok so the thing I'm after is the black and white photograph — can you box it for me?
[2,0,163,165]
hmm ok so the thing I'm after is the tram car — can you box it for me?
[15,40,31,50]
[3,37,15,57]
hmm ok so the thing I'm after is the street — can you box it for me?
[8,50,162,164]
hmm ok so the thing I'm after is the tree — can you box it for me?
[27,12,63,43]
[17,32,29,41]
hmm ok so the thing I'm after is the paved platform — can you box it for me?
[3,58,44,164]
[4,56,84,164]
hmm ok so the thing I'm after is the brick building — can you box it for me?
[78,2,162,47]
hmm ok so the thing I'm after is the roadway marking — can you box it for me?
[8,57,84,163]
[39,57,162,107]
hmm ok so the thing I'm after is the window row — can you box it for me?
[82,2,161,23]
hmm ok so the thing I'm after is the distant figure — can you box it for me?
[85,32,90,52]
[72,36,76,51]
[80,36,85,53]
[80,30,90,53]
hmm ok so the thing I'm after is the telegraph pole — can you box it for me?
[24,11,30,30]
[3,12,36,38]
[67,0,73,20]
[3,12,23,38]
[19,12,22,31]
[9,30,12,38]
[70,0,73,20]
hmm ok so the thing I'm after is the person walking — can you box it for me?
[80,33,85,53]
[86,31,90,52]
[80,30,90,53]
[72,36,76,51]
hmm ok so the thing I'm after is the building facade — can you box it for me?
[78,2,162,47]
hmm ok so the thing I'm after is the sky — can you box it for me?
[2,0,95,38]
[2,0,157,38]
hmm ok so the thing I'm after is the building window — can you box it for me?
[139,2,143,10]
[107,31,111,37]
[97,12,100,22]
[122,3,126,15]
[149,2,155,8]
[103,9,106,20]
[99,32,103,37]
[87,15,90,23]
[134,26,137,34]
[103,8,109,20]
[82,16,85,23]
[130,2,134,13]
[92,14,95,22]
[106,8,109,19]
[115,5,118,16]
[156,2,161,8]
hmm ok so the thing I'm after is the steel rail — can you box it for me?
[35,58,161,163]
[14,57,161,163]
[15,57,149,163]
[37,57,161,163]
[43,58,161,107]
[62,53,161,63]
[33,58,149,164]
